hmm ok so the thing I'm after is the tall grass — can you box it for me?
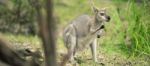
[114,0,150,57]
[129,0,150,57]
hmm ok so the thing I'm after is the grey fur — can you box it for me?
[63,8,111,63]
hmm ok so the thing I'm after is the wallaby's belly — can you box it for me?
[76,34,96,50]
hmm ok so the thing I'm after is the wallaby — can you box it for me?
[63,6,111,64]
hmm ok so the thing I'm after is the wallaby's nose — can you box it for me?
[106,16,111,22]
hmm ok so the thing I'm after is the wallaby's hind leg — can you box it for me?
[67,35,76,63]
[90,39,97,62]
[63,24,77,64]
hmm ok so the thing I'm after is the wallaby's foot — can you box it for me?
[94,59,98,63]
[66,62,79,66]
[92,57,98,63]
[68,60,78,66]
[94,60,105,66]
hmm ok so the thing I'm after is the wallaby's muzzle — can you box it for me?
[106,16,111,22]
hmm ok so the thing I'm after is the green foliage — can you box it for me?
[0,0,36,34]
[113,0,150,57]
[126,0,150,57]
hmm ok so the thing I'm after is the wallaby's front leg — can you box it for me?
[90,39,97,62]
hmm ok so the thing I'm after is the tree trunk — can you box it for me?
[34,0,57,66]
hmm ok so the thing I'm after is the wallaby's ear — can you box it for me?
[101,8,106,12]
[92,6,99,13]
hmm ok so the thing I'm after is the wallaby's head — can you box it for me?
[93,7,111,22]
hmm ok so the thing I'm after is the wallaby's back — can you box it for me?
[69,14,92,37]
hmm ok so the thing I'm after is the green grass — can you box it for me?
[121,0,150,57]
[0,32,41,49]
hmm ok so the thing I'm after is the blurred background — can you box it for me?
[0,0,149,66]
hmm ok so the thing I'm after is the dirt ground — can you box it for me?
[3,32,149,66]
[57,46,150,66]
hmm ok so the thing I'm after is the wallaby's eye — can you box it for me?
[99,13,104,16]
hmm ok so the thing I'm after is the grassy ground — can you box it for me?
[1,0,150,66]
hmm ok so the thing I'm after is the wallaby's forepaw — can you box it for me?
[100,25,105,29]
[97,35,100,38]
